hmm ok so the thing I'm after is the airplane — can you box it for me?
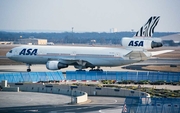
[6,16,173,72]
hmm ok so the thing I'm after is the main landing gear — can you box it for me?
[27,64,31,72]
[76,69,86,71]
[89,66,103,71]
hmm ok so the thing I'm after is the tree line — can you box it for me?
[0,31,177,44]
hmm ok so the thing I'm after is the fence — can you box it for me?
[122,97,180,113]
[66,71,180,82]
[0,71,180,83]
[0,71,64,83]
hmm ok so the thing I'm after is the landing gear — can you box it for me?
[76,69,86,72]
[89,66,103,71]
[27,69,31,72]
[89,69,103,71]
[26,64,31,72]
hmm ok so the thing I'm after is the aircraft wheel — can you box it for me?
[89,69,95,71]
[89,69,103,72]
[76,70,86,72]
[99,69,103,71]
[27,69,31,72]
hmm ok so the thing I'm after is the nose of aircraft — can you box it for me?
[6,50,13,58]
[6,52,10,58]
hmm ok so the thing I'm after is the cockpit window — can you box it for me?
[9,50,12,53]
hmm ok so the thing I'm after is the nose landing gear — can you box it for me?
[89,66,103,71]
[27,64,31,72]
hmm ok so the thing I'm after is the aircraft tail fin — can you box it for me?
[134,16,160,37]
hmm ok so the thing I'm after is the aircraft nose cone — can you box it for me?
[6,52,9,57]
[6,52,11,58]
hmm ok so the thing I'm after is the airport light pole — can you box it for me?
[72,27,74,33]
[72,27,74,39]
[71,87,73,104]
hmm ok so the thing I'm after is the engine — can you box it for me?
[46,61,68,70]
[151,41,163,48]
[122,37,163,49]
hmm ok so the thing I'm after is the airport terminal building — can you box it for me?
[17,38,47,45]
[0,41,13,45]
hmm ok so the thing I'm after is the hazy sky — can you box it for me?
[0,0,180,32]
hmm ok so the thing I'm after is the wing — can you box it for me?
[124,51,148,60]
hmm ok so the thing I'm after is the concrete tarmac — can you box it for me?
[0,64,131,72]
[0,58,179,112]
[0,92,70,108]
[0,58,179,73]
[0,92,125,113]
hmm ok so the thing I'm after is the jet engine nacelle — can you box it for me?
[122,37,163,49]
[46,61,68,70]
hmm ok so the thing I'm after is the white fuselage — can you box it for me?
[6,45,145,67]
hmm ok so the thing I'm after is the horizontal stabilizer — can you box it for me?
[150,50,174,56]
[124,51,148,60]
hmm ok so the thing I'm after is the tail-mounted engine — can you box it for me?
[122,37,163,49]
